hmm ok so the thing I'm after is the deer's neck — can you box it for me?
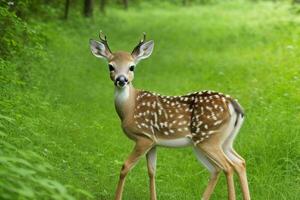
[114,84,136,121]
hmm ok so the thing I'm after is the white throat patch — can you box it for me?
[114,85,130,106]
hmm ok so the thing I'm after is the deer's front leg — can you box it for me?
[114,138,154,200]
[146,147,157,200]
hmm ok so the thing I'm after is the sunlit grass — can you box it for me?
[2,1,300,199]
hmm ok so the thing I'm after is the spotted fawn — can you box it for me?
[89,32,250,200]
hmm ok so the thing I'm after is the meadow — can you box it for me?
[1,1,300,199]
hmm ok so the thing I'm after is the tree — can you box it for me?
[83,0,93,17]
[182,0,189,6]
[64,0,70,19]
[123,0,128,10]
[100,0,106,13]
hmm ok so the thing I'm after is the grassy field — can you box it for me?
[1,1,300,199]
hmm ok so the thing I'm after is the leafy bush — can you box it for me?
[0,6,25,58]
[0,2,92,199]
[0,48,77,200]
[0,133,75,200]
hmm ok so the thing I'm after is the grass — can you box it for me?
[2,1,300,199]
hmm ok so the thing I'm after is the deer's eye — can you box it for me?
[129,65,135,72]
[108,64,114,72]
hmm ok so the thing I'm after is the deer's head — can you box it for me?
[89,31,154,88]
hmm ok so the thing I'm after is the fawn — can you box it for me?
[89,32,250,200]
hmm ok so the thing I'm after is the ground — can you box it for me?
[3,1,300,199]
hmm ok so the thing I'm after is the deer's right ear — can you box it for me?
[89,39,112,59]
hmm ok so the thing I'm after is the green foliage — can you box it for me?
[0,0,62,20]
[1,0,300,199]
[0,4,47,60]
[0,137,74,199]
[0,2,92,200]
[0,6,25,58]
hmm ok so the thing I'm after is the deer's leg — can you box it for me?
[146,147,157,200]
[114,138,154,200]
[199,145,236,200]
[203,169,221,200]
[222,118,250,199]
[230,148,245,162]
[224,149,250,200]
[193,147,221,200]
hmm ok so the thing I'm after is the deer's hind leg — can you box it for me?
[223,115,250,200]
[197,144,236,200]
[224,148,250,200]
[193,147,221,200]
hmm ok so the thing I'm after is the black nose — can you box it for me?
[115,75,128,87]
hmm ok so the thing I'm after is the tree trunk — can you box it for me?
[64,0,70,19]
[293,0,300,4]
[100,0,106,13]
[182,0,189,6]
[123,0,128,10]
[83,0,93,17]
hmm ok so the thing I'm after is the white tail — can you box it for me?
[90,31,250,200]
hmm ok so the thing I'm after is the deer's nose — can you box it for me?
[115,75,128,87]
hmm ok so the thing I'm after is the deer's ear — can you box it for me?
[131,40,154,63]
[89,39,112,59]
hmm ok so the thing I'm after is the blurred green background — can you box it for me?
[1,0,300,199]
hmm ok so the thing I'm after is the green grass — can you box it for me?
[2,1,300,199]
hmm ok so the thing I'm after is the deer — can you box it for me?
[89,31,250,200]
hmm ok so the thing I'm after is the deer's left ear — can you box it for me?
[131,40,154,63]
